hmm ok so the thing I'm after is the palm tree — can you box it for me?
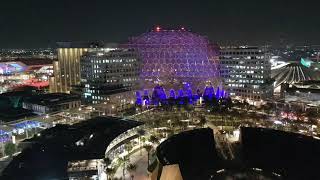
[175,120,184,131]
[118,155,129,179]
[125,143,133,153]
[153,119,161,128]
[141,136,146,145]
[126,163,137,180]
[144,145,153,166]
[137,129,146,155]
[199,115,206,127]
[149,135,159,145]
[105,167,116,180]
[103,157,112,166]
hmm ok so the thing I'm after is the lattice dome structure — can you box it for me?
[127,27,220,90]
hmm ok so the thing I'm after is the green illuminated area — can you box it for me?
[301,58,313,68]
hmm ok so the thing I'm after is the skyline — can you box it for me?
[1,1,320,179]
[0,0,320,48]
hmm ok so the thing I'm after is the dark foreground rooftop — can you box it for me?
[156,127,320,180]
[241,127,320,180]
[0,108,35,122]
[1,116,143,180]
[157,128,222,180]
[23,93,80,106]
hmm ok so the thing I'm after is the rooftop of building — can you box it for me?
[285,85,320,94]
[241,127,320,179]
[156,128,222,179]
[0,108,35,122]
[0,58,53,66]
[127,26,214,45]
[293,80,320,86]
[23,93,80,106]
[0,90,34,97]
[1,116,143,179]
[84,48,136,57]
[56,42,105,48]
[272,62,319,88]
[155,127,320,180]
[220,46,268,52]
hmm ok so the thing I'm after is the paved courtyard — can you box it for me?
[114,149,149,180]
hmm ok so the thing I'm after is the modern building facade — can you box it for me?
[49,42,103,93]
[220,46,273,103]
[80,48,140,104]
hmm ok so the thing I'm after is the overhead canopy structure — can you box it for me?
[272,62,319,88]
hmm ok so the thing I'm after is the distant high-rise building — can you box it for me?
[49,42,103,93]
[220,46,273,103]
[80,48,140,104]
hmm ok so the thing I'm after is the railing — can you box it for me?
[105,125,143,157]
[68,166,98,172]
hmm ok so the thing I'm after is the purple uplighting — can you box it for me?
[127,27,220,90]
[136,84,227,106]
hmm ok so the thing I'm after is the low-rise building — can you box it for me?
[22,93,81,114]
[67,159,101,180]
[284,81,320,109]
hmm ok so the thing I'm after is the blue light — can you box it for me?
[152,85,167,105]
[178,89,184,98]
[221,90,225,98]
[14,120,41,130]
[169,89,176,99]
[204,86,214,100]
[216,87,220,99]
[135,85,228,106]
[135,91,142,105]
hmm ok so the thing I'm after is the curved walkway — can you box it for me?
[114,149,149,180]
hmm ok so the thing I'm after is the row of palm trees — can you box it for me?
[103,131,160,180]
[105,160,137,180]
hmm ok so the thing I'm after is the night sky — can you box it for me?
[0,0,319,48]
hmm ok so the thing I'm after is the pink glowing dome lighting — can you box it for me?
[127,27,220,89]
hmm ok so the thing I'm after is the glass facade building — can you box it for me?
[220,47,273,102]
[80,48,140,104]
[49,42,103,93]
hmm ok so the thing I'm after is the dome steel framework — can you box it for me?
[127,28,220,90]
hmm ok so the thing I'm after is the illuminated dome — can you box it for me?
[127,27,220,90]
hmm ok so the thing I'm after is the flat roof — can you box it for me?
[2,116,143,179]
[56,42,104,48]
[1,58,53,66]
[23,93,80,106]
[156,128,221,179]
[0,108,35,122]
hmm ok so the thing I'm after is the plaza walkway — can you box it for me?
[114,149,149,180]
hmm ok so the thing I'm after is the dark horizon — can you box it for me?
[0,0,320,48]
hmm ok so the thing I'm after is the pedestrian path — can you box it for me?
[114,149,149,180]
